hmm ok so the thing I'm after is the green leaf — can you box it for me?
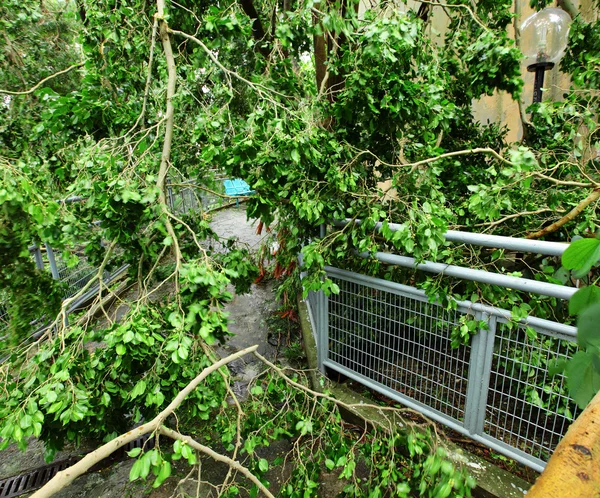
[577,303,600,350]
[325,459,335,470]
[153,461,171,488]
[139,452,152,479]
[131,380,147,399]
[115,344,126,355]
[127,447,142,458]
[566,350,600,408]
[19,415,32,430]
[548,358,567,376]
[258,458,268,472]
[562,238,600,275]
[129,458,143,481]
[569,286,600,316]
[291,149,300,163]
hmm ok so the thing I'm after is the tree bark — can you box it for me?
[313,0,353,104]
[526,389,600,498]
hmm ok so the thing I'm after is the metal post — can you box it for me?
[464,313,496,436]
[167,185,175,210]
[45,244,60,279]
[317,289,328,374]
[527,61,554,105]
[31,244,44,270]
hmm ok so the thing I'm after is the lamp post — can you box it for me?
[520,8,571,104]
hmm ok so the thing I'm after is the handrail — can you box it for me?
[332,219,568,256]
[359,251,576,300]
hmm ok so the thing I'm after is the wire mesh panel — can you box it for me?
[168,180,224,215]
[327,275,472,424]
[320,266,580,470]
[54,253,107,299]
[484,321,579,462]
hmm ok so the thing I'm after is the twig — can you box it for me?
[475,208,558,228]
[0,62,85,95]
[167,28,290,101]
[532,172,595,188]
[127,16,159,133]
[160,427,275,498]
[417,0,490,32]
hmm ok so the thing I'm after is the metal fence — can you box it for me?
[167,174,227,215]
[305,225,580,472]
[0,180,221,336]
[0,243,126,337]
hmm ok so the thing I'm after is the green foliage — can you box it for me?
[1,0,600,492]
[554,237,600,408]
[212,370,476,497]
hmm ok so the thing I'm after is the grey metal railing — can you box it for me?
[0,243,126,337]
[167,176,226,215]
[305,224,581,472]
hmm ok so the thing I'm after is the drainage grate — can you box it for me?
[0,457,78,498]
[0,434,155,498]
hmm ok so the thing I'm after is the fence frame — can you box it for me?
[304,222,580,473]
[308,266,577,472]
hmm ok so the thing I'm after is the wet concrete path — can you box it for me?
[0,207,280,498]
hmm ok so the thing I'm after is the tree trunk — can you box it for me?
[238,0,271,58]
[526,389,600,497]
[313,0,351,107]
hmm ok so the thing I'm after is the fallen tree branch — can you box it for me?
[156,0,183,269]
[526,189,600,239]
[167,28,290,101]
[159,426,275,498]
[30,345,260,498]
[0,62,85,95]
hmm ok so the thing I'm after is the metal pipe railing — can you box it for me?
[333,219,568,256]
[360,251,576,300]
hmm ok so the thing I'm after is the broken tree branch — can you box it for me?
[160,426,275,498]
[526,189,600,239]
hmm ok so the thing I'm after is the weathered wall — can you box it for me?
[360,0,598,142]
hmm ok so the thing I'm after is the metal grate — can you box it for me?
[485,321,578,462]
[0,304,9,336]
[328,277,471,423]
[0,457,79,498]
[55,255,103,299]
[0,434,154,498]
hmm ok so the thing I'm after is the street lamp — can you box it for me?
[520,8,572,104]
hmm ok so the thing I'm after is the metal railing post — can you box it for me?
[464,313,496,436]
[45,244,60,280]
[316,289,328,374]
[167,184,175,210]
[31,244,44,270]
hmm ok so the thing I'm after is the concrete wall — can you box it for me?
[359,0,598,142]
